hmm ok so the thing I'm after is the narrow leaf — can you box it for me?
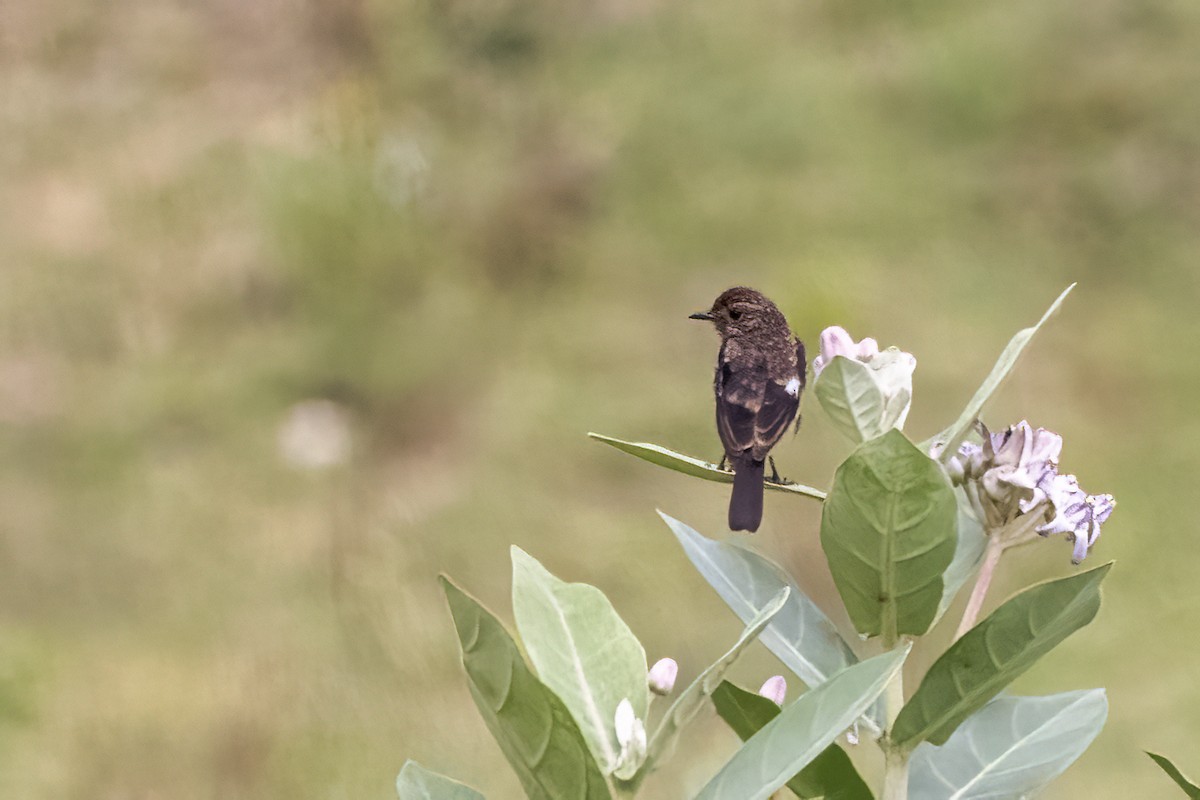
[932,487,988,625]
[713,681,872,800]
[929,284,1074,461]
[893,562,1111,750]
[696,647,909,800]
[1147,753,1200,798]
[588,433,826,500]
[658,512,872,731]
[645,588,790,770]
[511,547,648,774]
[396,760,486,800]
[820,429,958,639]
[440,577,612,800]
[909,690,1107,799]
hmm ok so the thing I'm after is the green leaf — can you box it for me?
[820,429,958,639]
[892,562,1111,750]
[712,681,873,800]
[928,284,1074,462]
[814,351,913,443]
[440,577,612,800]
[909,690,1107,799]
[396,760,486,800]
[696,647,909,800]
[657,512,872,730]
[511,547,648,775]
[645,588,789,772]
[932,487,988,625]
[1147,753,1200,798]
[588,433,826,500]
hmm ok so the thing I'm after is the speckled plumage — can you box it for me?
[692,287,805,532]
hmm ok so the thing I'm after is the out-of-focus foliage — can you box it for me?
[0,0,1196,796]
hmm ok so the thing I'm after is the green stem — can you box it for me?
[883,746,909,800]
[881,636,908,800]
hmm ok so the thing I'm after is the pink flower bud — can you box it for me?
[758,675,787,706]
[647,657,678,696]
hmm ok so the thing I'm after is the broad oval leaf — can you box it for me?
[440,577,611,800]
[1147,753,1200,798]
[892,562,1112,750]
[396,760,486,800]
[712,681,872,800]
[588,433,826,500]
[909,690,1107,799]
[696,647,909,800]
[511,547,648,774]
[820,429,958,639]
[645,588,789,774]
[814,351,913,443]
[928,284,1074,462]
[657,512,871,730]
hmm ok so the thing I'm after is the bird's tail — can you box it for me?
[729,458,765,533]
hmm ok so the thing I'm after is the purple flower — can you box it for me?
[952,421,1115,563]
[1034,473,1116,563]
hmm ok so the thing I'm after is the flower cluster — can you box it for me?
[950,421,1115,563]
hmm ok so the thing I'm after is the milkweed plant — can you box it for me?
[398,284,1138,800]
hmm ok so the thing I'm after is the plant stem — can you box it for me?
[883,746,910,800]
[954,533,1005,641]
[880,635,908,800]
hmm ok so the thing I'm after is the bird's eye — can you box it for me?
[729,309,742,321]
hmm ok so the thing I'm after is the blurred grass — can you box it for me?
[0,0,1198,796]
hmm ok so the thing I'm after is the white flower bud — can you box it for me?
[647,658,678,696]
[612,698,647,780]
[758,675,787,706]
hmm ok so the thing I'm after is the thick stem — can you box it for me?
[954,534,1006,641]
[881,637,908,800]
[882,747,910,800]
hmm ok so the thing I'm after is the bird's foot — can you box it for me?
[768,456,787,484]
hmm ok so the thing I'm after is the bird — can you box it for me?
[690,287,805,532]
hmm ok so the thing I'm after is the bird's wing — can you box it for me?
[715,342,764,459]
[753,374,800,460]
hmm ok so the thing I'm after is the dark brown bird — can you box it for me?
[690,287,805,532]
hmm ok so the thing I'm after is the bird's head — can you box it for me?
[689,286,778,337]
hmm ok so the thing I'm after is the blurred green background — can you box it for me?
[2,0,1197,796]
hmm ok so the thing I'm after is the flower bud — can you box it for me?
[612,698,647,779]
[647,657,678,696]
[758,675,787,706]
[812,326,917,440]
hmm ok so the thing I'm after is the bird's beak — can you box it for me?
[689,311,715,321]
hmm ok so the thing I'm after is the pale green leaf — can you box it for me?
[909,690,1107,799]
[396,760,486,800]
[511,547,648,774]
[588,433,826,500]
[696,647,909,800]
[820,429,958,639]
[657,512,873,731]
[712,681,872,800]
[1147,753,1200,798]
[814,351,913,443]
[644,588,789,772]
[440,577,612,800]
[893,562,1111,750]
[929,284,1074,462]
